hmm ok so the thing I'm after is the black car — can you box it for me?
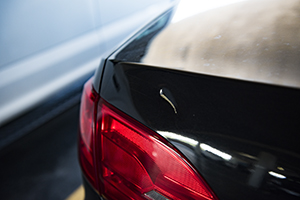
[79,0,300,199]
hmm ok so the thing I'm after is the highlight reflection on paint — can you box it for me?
[268,171,286,179]
[200,143,232,161]
[157,131,199,147]
[172,0,246,23]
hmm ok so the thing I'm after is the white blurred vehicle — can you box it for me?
[0,0,172,149]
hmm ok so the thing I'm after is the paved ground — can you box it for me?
[0,105,82,200]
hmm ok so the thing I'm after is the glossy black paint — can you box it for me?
[93,1,300,199]
[100,61,300,200]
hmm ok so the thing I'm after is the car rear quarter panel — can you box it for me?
[96,1,300,199]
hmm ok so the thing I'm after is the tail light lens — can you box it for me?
[79,78,99,187]
[79,78,218,200]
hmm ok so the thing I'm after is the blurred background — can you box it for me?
[0,0,171,199]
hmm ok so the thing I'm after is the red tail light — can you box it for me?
[79,78,218,200]
[79,78,99,187]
